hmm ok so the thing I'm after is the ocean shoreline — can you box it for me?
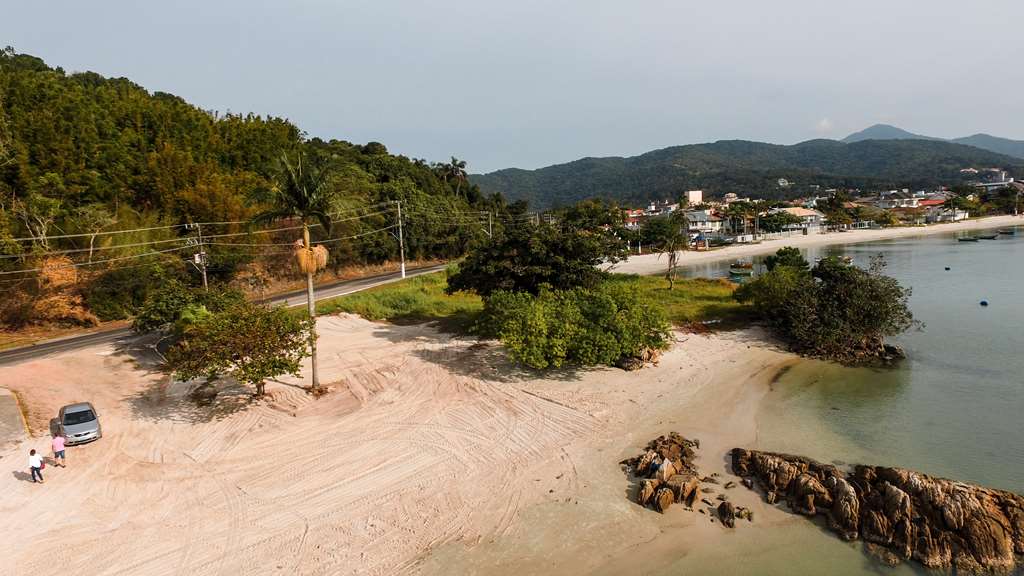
[611,214,1024,276]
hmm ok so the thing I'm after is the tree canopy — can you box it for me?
[167,301,313,396]
[446,219,627,297]
[735,249,915,363]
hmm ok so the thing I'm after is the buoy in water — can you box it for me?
[944,267,951,271]
[980,300,989,307]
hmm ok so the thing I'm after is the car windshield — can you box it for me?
[63,410,96,426]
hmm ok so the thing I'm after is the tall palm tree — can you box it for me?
[441,156,468,197]
[657,210,690,290]
[253,152,333,391]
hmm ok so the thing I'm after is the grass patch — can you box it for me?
[316,270,751,334]
[315,272,483,332]
[610,274,754,328]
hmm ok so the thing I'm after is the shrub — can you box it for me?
[735,250,915,363]
[133,281,245,333]
[481,282,670,370]
[85,261,186,321]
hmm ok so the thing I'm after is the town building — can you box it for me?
[770,207,826,230]
[685,210,724,236]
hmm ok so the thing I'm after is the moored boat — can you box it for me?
[728,262,754,275]
[998,229,1016,235]
[958,237,979,242]
[978,234,998,240]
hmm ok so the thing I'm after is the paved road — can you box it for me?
[0,264,447,366]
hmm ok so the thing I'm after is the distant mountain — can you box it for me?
[841,124,943,143]
[842,124,1024,159]
[951,134,1024,160]
[472,139,1024,210]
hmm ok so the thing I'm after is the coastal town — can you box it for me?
[621,170,1022,248]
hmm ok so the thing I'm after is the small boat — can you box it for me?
[958,237,979,242]
[998,229,1016,235]
[978,234,998,240]
[728,262,754,276]
[814,255,853,265]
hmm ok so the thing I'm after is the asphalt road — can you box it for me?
[0,264,448,366]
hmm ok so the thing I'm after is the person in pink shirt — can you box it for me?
[52,433,66,468]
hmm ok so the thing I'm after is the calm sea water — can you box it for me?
[663,225,1024,576]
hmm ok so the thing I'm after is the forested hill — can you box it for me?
[0,47,515,328]
[0,47,502,255]
[472,139,1024,210]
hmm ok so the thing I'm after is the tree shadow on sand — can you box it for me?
[111,337,255,425]
[368,322,590,384]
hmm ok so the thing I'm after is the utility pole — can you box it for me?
[488,211,493,238]
[186,223,208,290]
[396,200,406,278]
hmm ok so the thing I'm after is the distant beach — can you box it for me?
[611,214,1023,276]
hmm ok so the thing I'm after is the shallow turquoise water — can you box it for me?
[665,225,1024,575]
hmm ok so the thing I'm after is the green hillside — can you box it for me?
[0,48,510,326]
[473,139,1024,209]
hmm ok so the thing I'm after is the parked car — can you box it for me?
[59,402,102,445]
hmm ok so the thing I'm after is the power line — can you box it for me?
[6,202,396,244]
[0,236,191,260]
[8,223,189,243]
[0,245,193,276]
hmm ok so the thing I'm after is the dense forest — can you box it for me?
[0,48,519,327]
[472,138,1024,210]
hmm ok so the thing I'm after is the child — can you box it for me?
[52,433,66,468]
[29,449,44,483]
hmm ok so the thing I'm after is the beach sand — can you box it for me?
[0,313,798,575]
[611,214,1024,276]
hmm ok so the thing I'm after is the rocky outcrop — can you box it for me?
[718,501,736,528]
[732,448,1024,572]
[621,432,701,514]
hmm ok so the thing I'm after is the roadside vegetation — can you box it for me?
[0,48,521,331]
[316,271,483,332]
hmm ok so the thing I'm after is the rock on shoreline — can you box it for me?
[731,448,1024,572]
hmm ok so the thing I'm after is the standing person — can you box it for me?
[52,433,66,468]
[29,449,44,483]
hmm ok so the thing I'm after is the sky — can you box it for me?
[3,0,1023,173]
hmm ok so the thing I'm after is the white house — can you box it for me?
[876,191,920,209]
[685,190,703,206]
[685,210,724,236]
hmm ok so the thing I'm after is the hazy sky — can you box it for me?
[4,1,1022,172]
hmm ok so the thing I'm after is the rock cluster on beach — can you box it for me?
[621,432,754,524]
[731,448,1024,572]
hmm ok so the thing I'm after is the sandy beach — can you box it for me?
[612,214,1024,276]
[0,313,800,575]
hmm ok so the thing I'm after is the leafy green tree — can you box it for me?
[764,246,809,272]
[253,152,334,390]
[167,301,313,396]
[447,219,626,297]
[736,252,915,363]
[758,210,802,233]
[133,281,244,334]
